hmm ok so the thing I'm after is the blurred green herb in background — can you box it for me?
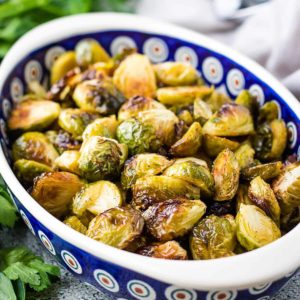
[0,0,136,59]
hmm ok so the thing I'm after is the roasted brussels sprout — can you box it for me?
[73,78,125,115]
[8,100,60,132]
[121,153,171,189]
[63,216,87,234]
[132,176,200,210]
[51,51,77,84]
[235,90,258,117]
[58,108,99,139]
[113,53,157,98]
[248,176,281,224]
[143,198,206,241]
[241,161,283,181]
[236,204,281,251]
[86,207,144,249]
[118,95,166,122]
[75,38,110,67]
[234,143,255,169]
[28,81,47,98]
[82,115,118,140]
[272,162,300,215]
[193,98,213,125]
[154,62,198,86]
[202,103,254,136]
[235,184,252,211]
[212,149,240,201]
[14,159,52,186]
[178,109,194,126]
[72,180,123,217]
[137,241,188,260]
[78,136,125,181]
[12,132,59,166]
[205,90,232,112]
[203,134,240,158]
[170,122,202,157]
[163,160,214,198]
[156,86,213,105]
[54,150,80,175]
[190,214,236,259]
[253,119,287,161]
[31,172,84,218]
[258,101,279,123]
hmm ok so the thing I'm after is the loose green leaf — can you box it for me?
[0,272,16,300]
[12,279,26,300]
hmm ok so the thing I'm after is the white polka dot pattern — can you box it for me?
[38,230,56,255]
[110,36,137,56]
[127,280,156,300]
[206,290,237,300]
[249,84,265,106]
[20,210,35,235]
[226,69,245,96]
[143,38,169,63]
[45,46,65,70]
[93,269,119,293]
[287,122,297,149]
[2,99,11,119]
[175,46,198,68]
[0,119,8,145]
[202,57,223,84]
[61,250,82,274]
[165,286,197,300]
[249,282,272,295]
[24,60,42,83]
[10,77,24,103]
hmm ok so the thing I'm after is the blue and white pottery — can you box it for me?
[0,13,299,300]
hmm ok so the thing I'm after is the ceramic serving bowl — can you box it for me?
[0,13,299,300]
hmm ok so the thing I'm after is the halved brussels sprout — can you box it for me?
[51,51,77,84]
[241,161,283,181]
[12,132,59,166]
[258,101,279,123]
[212,149,240,201]
[118,95,166,122]
[156,86,213,105]
[235,90,258,116]
[143,198,206,241]
[58,108,99,139]
[86,207,144,249]
[113,53,157,98]
[31,172,84,218]
[272,162,300,215]
[8,100,60,132]
[234,143,255,169]
[82,115,118,140]
[121,153,171,189]
[253,119,287,161]
[236,204,281,250]
[73,78,125,115]
[28,81,47,98]
[72,180,123,217]
[132,176,201,210]
[78,136,125,182]
[203,134,240,158]
[137,241,188,260]
[14,159,52,186]
[75,38,110,67]
[178,110,194,126]
[190,214,236,260]
[153,62,198,86]
[63,216,87,234]
[235,184,252,211]
[248,176,281,224]
[170,122,202,157]
[163,160,214,198]
[54,150,80,175]
[202,103,254,136]
[172,157,208,169]
[205,90,232,112]
[193,98,213,125]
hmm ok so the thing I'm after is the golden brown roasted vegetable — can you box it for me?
[193,98,213,125]
[64,216,87,234]
[234,143,255,169]
[54,150,80,175]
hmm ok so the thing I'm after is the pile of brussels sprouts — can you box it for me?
[8,39,300,260]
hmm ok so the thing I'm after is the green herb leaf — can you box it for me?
[0,272,16,300]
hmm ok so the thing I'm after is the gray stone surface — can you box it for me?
[0,222,299,300]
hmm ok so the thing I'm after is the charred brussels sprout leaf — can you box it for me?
[234,143,255,169]
[258,101,279,123]
[78,136,125,182]
[205,90,232,112]
[31,172,84,218]
[132,176,201,210]
[54,150,80,175]
[272,162,300,215]
[121,153,171,189]
[235,90,258,117]
[12,132,59,167]
[72,180,123,217]
[8,100,60,132]
[190,214,236,259]
[63,216,87,234]
[212,149,240,201]
[203,134,240,158]
[253,119,287,161]
[170,122,202,157]
[193,98,213,125]
[236,204,281,250]
[86,207,144,249]
[113,53,157,98]
[143,198,206,241]
[137,241,188,260]
[58,108,99,139]
[248,176,281,224]
[73,78,125,115]
[202,103,254,136]
[154,62,198,86]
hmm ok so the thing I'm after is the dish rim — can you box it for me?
[0,12,299,290]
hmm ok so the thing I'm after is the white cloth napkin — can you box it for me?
[137,0,300,100]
